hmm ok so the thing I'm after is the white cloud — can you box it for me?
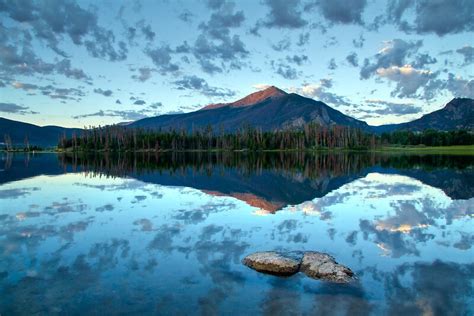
[252,83,272,90]
[377,65,434,97]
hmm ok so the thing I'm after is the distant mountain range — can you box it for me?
[1,86,472,147]
[0,117,81,148]
[371,97,474,133]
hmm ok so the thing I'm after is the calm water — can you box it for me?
[0,152,473,315]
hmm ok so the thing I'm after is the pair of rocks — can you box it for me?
[242,251,354,283]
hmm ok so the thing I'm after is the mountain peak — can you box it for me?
[232,85,287,107]
[202,85,287,110]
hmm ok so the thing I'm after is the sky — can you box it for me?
[0,0,473,128]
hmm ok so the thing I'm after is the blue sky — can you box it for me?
[0,0,473,127]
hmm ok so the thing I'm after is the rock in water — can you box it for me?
[243,251,354,283]
[242,251,303,276]
[300,251,354,283]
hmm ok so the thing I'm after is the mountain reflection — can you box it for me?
[2,152,473,213]
[58,153,474,205]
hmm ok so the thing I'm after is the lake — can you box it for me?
[1,152,473,315]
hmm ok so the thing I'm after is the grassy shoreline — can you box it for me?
[2,145,474,155]
[372,145,474,155]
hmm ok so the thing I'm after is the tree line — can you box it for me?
[3,125,473,152]
[380,129,474,146]
[57,123,378,152]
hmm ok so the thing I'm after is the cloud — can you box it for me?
[43,87,85,101]
[286,54,308,66]
[364,99,422,116]
[149,102,163,109]
[133,100,146,105]
[0,102,38,115]
[131,67,154,82]
[139,22,155,41]
[411,53,437,68]
[316,0,367,24]
[93,88,113,97]
[377,65,435,98]
[177,0,248,74]
[0,31,90,81]
[387,0,412,23]
[271,60,299,79]
[271,37,291,52]
[388,0,474,36]
[178,10,194,23]
[55,59,90,80]
[11,81,85,101]
[199,1,245,41]
[456,46,474,64]
[72,109,151,121]
[12,82,38,90]
[359,39,445,99]
[145,45,179,74]
[352,34,365,48]
[173,75,235,98]
[297,32,310,46]
[0,0,128,61]
[346,52,359,67]
[360,39,423,79]
[288,79,353,107]
[260,0,307,29]
[328,58,337,70]
[414,0,474,36]
[190,34,248,74]
[443,73,474,98]
[252,84,272,91]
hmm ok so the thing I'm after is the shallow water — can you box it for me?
[0,152,473,315]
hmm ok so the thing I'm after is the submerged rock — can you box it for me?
[300,251,354,283]
[243,251,354,283]
[242,251,303,276]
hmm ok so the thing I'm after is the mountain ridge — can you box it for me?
[372,97,473,133]
[0,117,81,148]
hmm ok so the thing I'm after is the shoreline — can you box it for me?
[2,145,474,155]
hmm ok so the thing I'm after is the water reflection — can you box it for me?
[0,152,473,314]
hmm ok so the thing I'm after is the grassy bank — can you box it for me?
[373,145,474,155]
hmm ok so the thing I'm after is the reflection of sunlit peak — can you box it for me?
[252,209,271,216]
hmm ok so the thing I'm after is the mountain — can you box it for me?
[372,98,474,133]
[0,117,81,148]
[130,86,370,132]
[1,87,472,147]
